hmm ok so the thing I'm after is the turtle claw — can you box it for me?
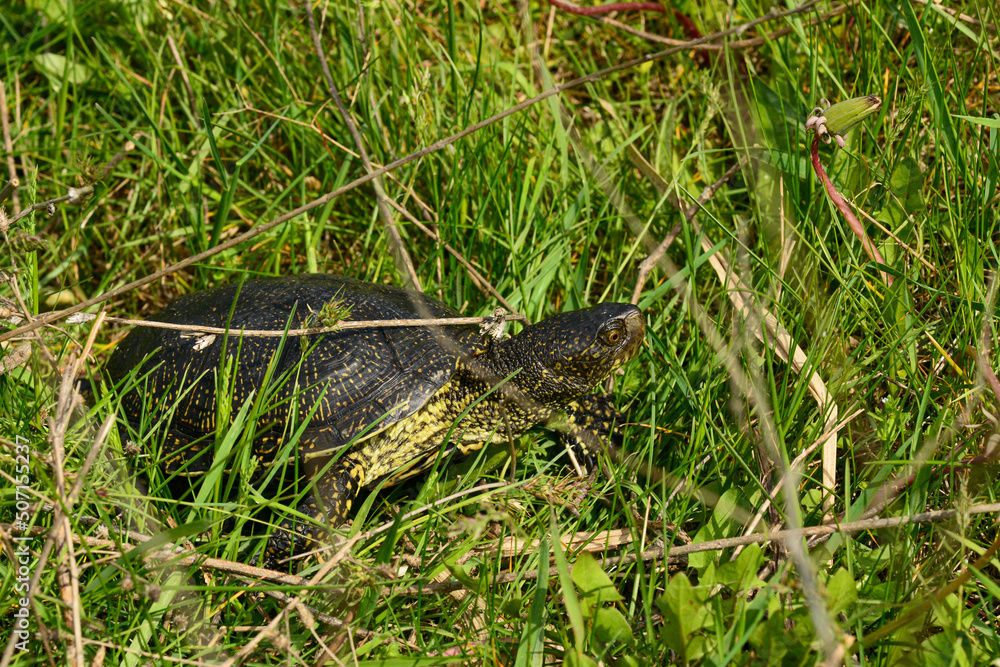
[251,525,313,573]
[559,431,598,475]
[559,393,626,475]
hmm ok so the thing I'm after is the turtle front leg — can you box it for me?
[558,393,626,473]
[258,455,366,571]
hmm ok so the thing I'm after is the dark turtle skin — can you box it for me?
[106,275,645,570]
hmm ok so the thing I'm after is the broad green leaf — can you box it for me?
[562,648,597,667]
[824,568,857,617]
[689,488,749,570]
[657,573,710,660]
[913,631,972,667]
[33,53,92,92]
[714,543,766,595]
[931,593,972,632]
[124,571,184,667]
[614,657,644,667]
[515,535,549,667]
[571,551,624,611]
[593,607,635,648]
[25,0,67,21]
[888,157,924,214]
[551,517,586,655]
[748,612,794,665]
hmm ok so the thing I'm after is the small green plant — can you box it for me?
[312,296,353,329]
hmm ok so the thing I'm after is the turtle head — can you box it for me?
[492,303,645,405]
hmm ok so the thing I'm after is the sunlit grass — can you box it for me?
[1,0,999,664]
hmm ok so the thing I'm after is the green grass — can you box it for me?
[2,0,1000,664]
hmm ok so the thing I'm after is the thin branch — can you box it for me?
[847,196,937,272]
[564,1,855,48]
[0,341,30,376]
[59,312,525,337]
[0,82,19,213]
[0,178,17,207]
[857,532,1000,650]
[301,0,421,291]
[735,408,866,558]
[631,157,745,304]
[379,195,520,314]
[810,134,892,286]
[389,502,1000,596]
[166,36,200,130]
[547,1,666,15]
[912,0,996,31]
[4,186,92,228]
[50,360,84,667]
[9,500,997,629]
[547,0,710,65]
[0,315,108,667]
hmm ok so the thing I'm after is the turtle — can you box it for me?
[105,275,646,570]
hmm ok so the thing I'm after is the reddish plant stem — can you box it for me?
[547,1,710,65]
[547,0,666,16]
[810,135,893,286]
[975,347,1000,407]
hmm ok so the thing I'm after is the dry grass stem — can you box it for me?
[735,408,865,559]
[302,0,421,291]
[380,195,518,314]
[616,137,841,653]
[0,341,30,376]
[0,82,19,213]
[0,178,17,207]
[574,1,854,49]
[61,312,526,338]
[390,502,1000,597]
[629,149,746,304]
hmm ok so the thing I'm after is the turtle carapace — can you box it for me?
[105,275,646,569]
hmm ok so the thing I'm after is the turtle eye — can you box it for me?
[602,328,623,346]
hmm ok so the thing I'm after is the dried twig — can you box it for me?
[547,0,667,16]
[856,275,1000,522]
[912,0,996,31]
[847,197,936,272]
[0,341,30,376]
[547,0,711,65]
[50,360,85,667]
[218,533,363,667]
[166,35,200,130]
[4,186,92,228]
[61,312,525,337]
[630,155,745,304]
[856,531,1000,651]
[390,502,1000,596]
[561,1,855,49]
[735,408,865,559]
[380,193,520,315]
[618,140,841,653]
[0,178,17,207]
[302,0,421,291]
[0,315,109,667]
[0,81,18,213]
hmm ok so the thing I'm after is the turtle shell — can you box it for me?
[106,275,486,460]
